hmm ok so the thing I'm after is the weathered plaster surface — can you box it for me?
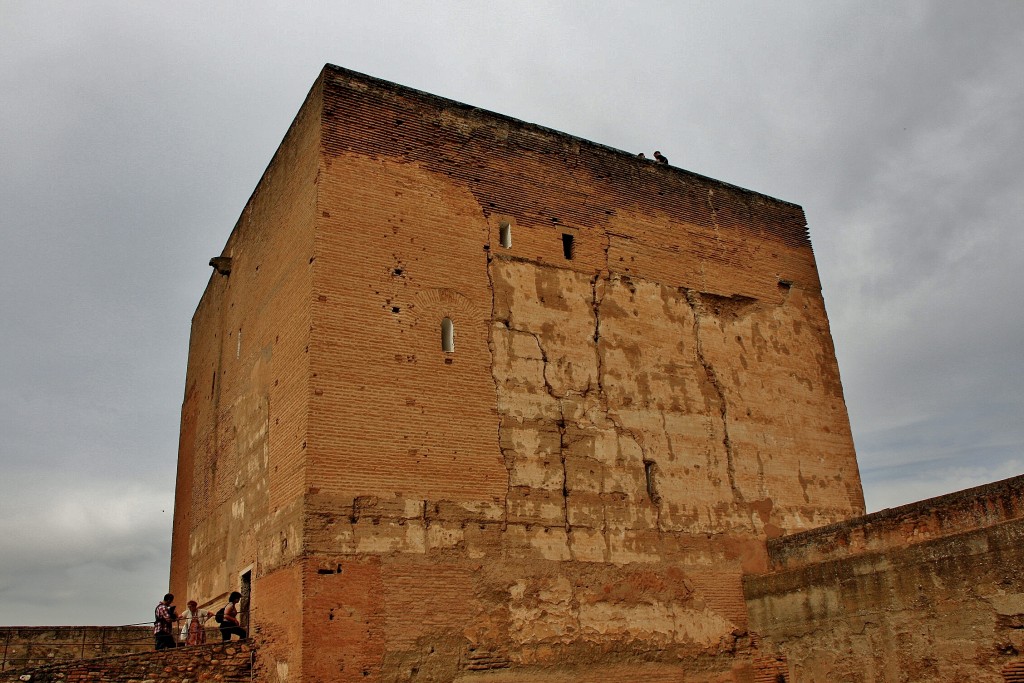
[745,476,1024,682]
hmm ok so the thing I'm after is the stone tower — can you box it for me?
[170,64,863,682]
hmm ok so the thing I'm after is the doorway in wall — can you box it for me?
[239,569,252,629]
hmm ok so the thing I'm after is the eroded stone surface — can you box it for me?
[745,476,1024,682]
[490,257,860,552]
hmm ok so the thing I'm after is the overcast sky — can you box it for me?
[1,1,1022,627]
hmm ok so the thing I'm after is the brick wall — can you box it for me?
[744,475,1024,682]
[0,640,254,683]
[172,64,865,681]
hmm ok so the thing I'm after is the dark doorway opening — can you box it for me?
[240,569,252,629]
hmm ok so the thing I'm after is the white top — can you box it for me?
[179,608,210,640]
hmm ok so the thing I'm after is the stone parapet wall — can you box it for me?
[763,474,1024,572]
[0,640,254,683]
[744,477,1024,682]
[0,628,151,672]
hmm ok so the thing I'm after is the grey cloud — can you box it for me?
[0,473,171,625]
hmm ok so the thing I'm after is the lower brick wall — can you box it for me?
[0,628,152,672]
[745,514,1024,681]
[0,640,254,683]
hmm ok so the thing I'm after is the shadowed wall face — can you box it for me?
[173,65,863,682]
[170,77,324,675]
[745,476,1024,682]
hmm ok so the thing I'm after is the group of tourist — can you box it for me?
[153,591,247,650]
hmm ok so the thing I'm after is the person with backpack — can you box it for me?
[216,591,247,641]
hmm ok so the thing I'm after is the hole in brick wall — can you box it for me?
[441,318,455,353]
[562,233,575,260]
[644,461,660,504]
[499,222,512,249]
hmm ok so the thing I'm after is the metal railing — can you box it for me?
[0,612,252,672]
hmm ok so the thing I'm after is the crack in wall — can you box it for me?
[591,270,614,559]
[684,289,744,504]
[556,410,575,559]
[527,331,562,400]
[495,260,745,557]
[588,271,665,544]
[590,273,606,400]
[756,452,767,500]
[498,323,578,542]
[707,188,722,242]
[523,330,575,543]
[484,249,513,530]
[601,493,612,562]
[593,273,669,534]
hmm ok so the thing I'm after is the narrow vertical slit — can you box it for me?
[562,233,575,260]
